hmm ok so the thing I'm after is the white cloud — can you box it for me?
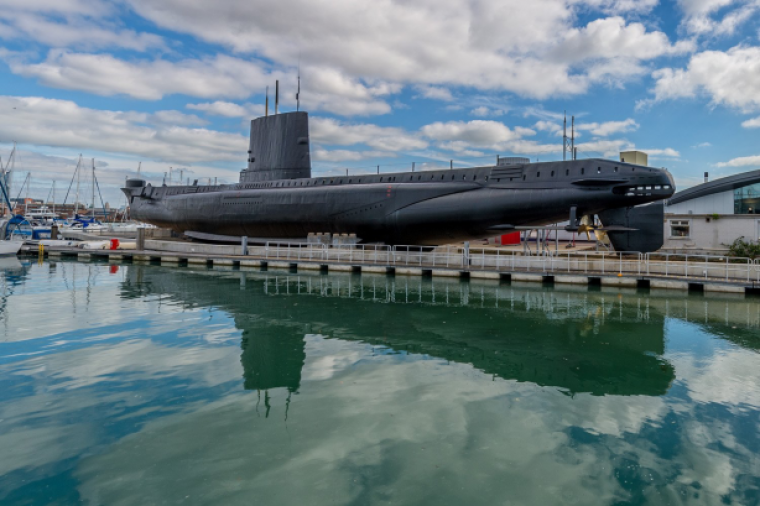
[148,110,207,127]
[0,96,247,164]
[187,101,264,118]
[0,11,164,51]
[534,120,563,134]
[741,116,760,128]
[311,117,428,152]
[579,0,660,14]
[420,120,558,156]
[651,46,760,112]
[6,51,277,101]
[554,17,693,63]
[0,0,112,17]
[677,0,760,36]
[415,85,454,102]
[576,138,633,157]
[421,120,522,146]
[643,147,681,157]
[577,118,639,136]
[693,141,712,147]
[312,149,392,163]
[298,67,398,116]
[717,154,760,167]
[0,0,694,120]
[4,51,393,116]
[117,0,687,99]
[470,106,507,117]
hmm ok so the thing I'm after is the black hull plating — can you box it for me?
[125,159,674,245]
[124,111,674,247]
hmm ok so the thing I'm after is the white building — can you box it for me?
[663,170,760,253]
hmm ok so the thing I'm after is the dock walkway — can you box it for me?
[24,239,760,297]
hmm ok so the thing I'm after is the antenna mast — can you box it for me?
[265,86,269,117]
[563,112,575,161]
[296,70,301,112]
[571,116,575,161]
[563,112,567,161]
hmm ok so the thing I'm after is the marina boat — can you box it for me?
[25,207,69,227]
[0,240,22,256]
[4,215,52,240]
[65,215,106,231]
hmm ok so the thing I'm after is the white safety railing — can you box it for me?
[257,242,760,284]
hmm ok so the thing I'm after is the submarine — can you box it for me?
[123,111,675,252]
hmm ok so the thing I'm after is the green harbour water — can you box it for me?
[1,258,760,505]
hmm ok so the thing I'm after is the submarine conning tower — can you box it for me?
[239,111,311,183]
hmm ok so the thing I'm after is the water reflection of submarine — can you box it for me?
[120,266,675,397]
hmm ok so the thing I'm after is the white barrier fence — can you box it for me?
[255,242,760,284]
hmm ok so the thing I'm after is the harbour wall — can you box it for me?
[34,238,760,297]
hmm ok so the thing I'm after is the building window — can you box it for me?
[735,182,760,214]
[670,220,691,238]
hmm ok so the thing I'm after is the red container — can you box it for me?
[110,238,120,250]
[501,232,520,245]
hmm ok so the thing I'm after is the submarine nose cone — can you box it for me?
[662,169,676,196]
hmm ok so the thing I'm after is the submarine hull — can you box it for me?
[124,111,675,248]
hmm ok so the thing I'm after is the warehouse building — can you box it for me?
[663,170,760,253]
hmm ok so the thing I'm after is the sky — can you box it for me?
[1,0,760,207]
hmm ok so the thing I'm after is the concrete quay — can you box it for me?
[23,242,760,297]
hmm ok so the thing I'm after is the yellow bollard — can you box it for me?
[38,242,44,264]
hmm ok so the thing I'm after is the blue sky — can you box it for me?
[1,0,760,205]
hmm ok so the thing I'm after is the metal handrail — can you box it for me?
[258,242,759,283]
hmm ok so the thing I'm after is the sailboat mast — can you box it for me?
[0,156,4,216]
[74,154,81,216]
[91,158,95,217]
[7,142,15,206]
[24,172,30,214]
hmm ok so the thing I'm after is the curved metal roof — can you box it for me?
[668,169,760,205]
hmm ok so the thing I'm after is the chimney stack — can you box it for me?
[704,172,709,183]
